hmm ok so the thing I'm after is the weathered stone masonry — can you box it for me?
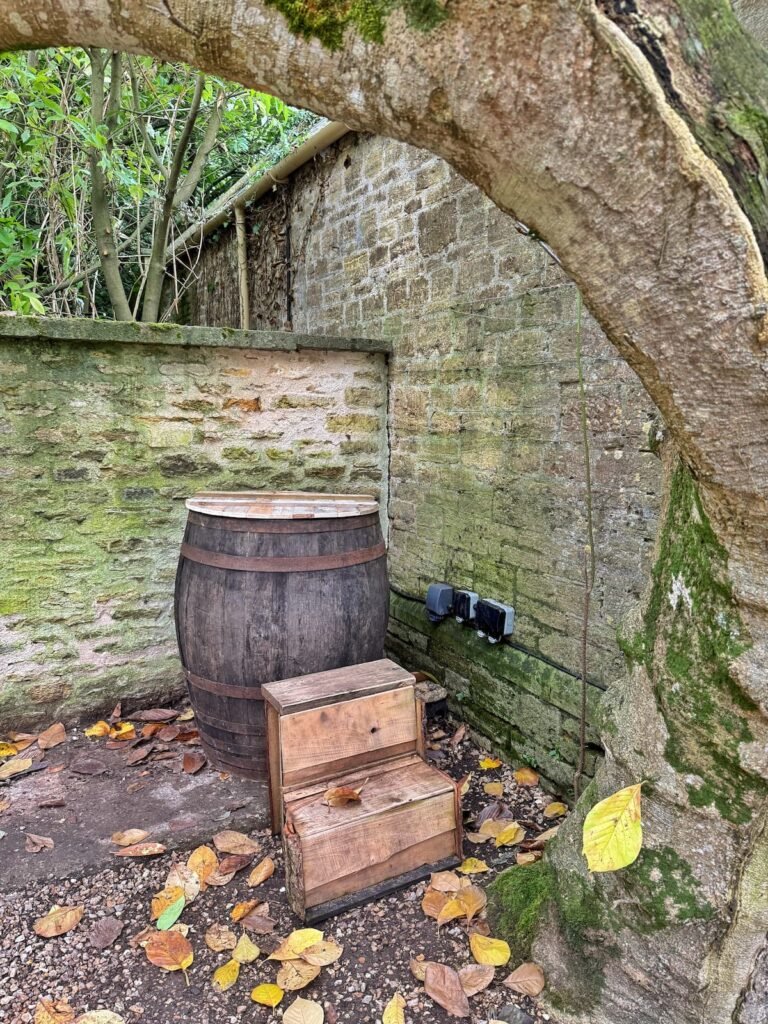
[0,318,388,729]
[185,133,664,789]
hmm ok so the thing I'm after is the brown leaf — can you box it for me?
[424,963,471,1018]
[38,722,66,750]
[8,731,38,751]
[182,751,206,774]
[300,938,343,966]
[129,708,179,723]
[458,964,495,996]
[212,830,261,856]
[503,962,545,996]
[322,781,366,807]
[421,887,449,920]
[108,702,122,723]
[33,999,75,1024]
[157,725,181,742]
[0,756,33,781]
[516,851,542,866]
[141,723,164,738]
[247,856,275,886]
[33,905,84,938]
[217,852,255,875]
[410,957,440,982]
[113,841,166,857]
[231,899,260,922]
[205,923,238,952]
[522,825,560,851]
[204,869,236,887]
[276,960,321,991]
[513,766,540,787]
[110,829,150,847]
[164,864,201,903]
[241,911,277,934]
[476,801,512,827]
[450,724,466,747]
[125,745,153,766]
[88,916,124,950]
[430,870,461,893]
[144,929,193,972]
[176,730,200,744]
[0,796,10,813]
[69,756,108,775]
[25,833,54,853]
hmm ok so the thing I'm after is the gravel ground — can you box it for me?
[0,713,564,1024]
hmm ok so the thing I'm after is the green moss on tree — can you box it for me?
[264,0,447,49]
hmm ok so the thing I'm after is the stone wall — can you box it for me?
[0,318,388,730]
[186,133,664,790]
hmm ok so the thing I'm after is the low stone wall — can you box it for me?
[0,317,388,730]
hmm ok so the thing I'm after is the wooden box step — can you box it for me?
[262,660,462,921]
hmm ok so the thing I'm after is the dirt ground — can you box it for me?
[0,703,563,1024]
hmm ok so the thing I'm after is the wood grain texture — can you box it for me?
[266,704,283,832]
[262,659,413,714]
[186,491,378,519]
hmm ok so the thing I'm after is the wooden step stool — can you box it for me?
[262,658,462,922]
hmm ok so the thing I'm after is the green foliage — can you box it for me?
[0,49,318,319]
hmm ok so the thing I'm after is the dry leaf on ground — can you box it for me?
[494,822,525,847]
[483,782,504,798]
[231,899,259,922]
[284,996,324,1024]
[424,963,471,1018]
[212,958,240,992]
[322,782,365,807]
[0,796,11,813]
[516,851,542,865]
[504,962,545,996]
[478,756,502,770]
[130,708,178,722]
[75,1013,125,1024]
[111,829,150,847]
[113,841,166,858]
[151,886,185,921]
[187,845,218,888]
[277,960,321,991]
[87,916,124,950]
[382,992,406,1024]
[410,957,440,982]
[457,857,488,874]
[8,731,38,751]
[205,924,238,951]
[421,888,449,919]
[513,766,539,786]
[469,933,511,967]
[430,871,461,892]
[144,930,193,974]
[69,756,107,775]
[0,756,32,781]
[525,825,560,850]
[458,964,495,996]
[25,833,54,853]
[233,933,260,964]
[251,984,284,1007]
[156,894,185,931]
[300,938,343,966]
[544,801,568,818]
[0,742,18,758]
[247,856,275,886]
[240,909,277,933]
[164,864,200,903]
[33,999,75,1024]
[270,928,324,961]
[182,751,206,774]
[38,722,66,750]
[34,905,84,938]
[450,724,466,747]
[108,722,136,741]
[212,830,260,856]
[84,722,110,738]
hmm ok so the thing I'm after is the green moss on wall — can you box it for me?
[264,0,447,49]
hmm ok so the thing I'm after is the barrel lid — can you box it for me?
[185,491,379,520]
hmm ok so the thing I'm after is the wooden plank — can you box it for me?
[284,752,422,807]
[302,855,460,924]
[303,829,459,909]
[415,697,425,759]
[185,491,378,520]
[299,790,457,893]
[261,659,413,714]
[280,687,419,786]
[266,704,283,833]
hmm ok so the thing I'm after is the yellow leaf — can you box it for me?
[544,801,568,818]
[483,782,504,797]
[33,905,84,938]
[436,896,465,926]
[0,742,18,758]
[382,993,406,1024]
[516,851,542,866]
[582,783,643,872]
[150,886,185,921]
[212,830,260,856]
[470,933,511,966]
[277,959,321,991]
[513,766,539,786]
[111,829,150,847]
[457,857,488,874]
[187,845,219,889]
[85,721,110,738]
[503,961,545,996]
[456,885,487,922]
[144,930,194,972]
[421,888,449,920]
[300,938,343,966]
[164,864,201,903]
[108,722,135,741]
[232,933,260,964]
[494,822,525,847]
[212,959,240,993]
[478,819,506,838]
[251,984,285,1007]
[231,900,259,922]
[113,841,166,858]
[269,928,324,960]
[247,856,275,887]
[0,756,32,781]
[33,999,75,1024]
[284,996,325,1024]
[409,957,439,982]
[479,756,501,770]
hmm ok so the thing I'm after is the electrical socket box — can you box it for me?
[425,583,454,623]
[476,599,515,644]
[454,590,479,624]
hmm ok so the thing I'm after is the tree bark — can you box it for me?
[2,2,768,1020]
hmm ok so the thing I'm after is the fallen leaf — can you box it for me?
[277,959,321,991]
[109,722,136,741]
[0,797,10,813]
[516,851,542,865]
[129,926,155,948]
[187,845,219,888]
[251,984,285,1007]
[513,766,539,787]
[69,756,107,775]
[322,781,366,807]
[125,745,153,767]
[157,725,180,742]
[459,773,472,797]
[144,930,193,973]
[113,841,166,858]
[483,782,504,798]
[409,957,440,982]
[206,869,236,887]
[544,801,568,818]
[205,923,238,951]
[465,832,488,844]
[140,723,164,738]
[479,756,501,770]
[38,722,66,750]
[25,833,54,853]
[284,996,325,1024]
[164,864,201,903]
[75,1013,125,1024]
[436,897,466,926]
[424,963,470,1018]
[469,933,510,967]
[457,857,488,875]
[456,885,487,922]
[130,708,178,722]
[382,992,406,1024]
[233,933,260,964]
[476,800,513,827]
[247,856,275,887]
[176,729,200,744]
[151,886,185,923]
[504,962,545,996]
[34,999,75,1024]
[34,905,84,938]
[525,825,560,850]
[495,822,525,847]
[458,963,495,996]
[421,888,449,920]
[270,928,324,961]
[87,916,124,950]
[111,829,150,847]
[177,708,195,722]
[212,830,260,856]
[84,721,110,738]
[109,702,122,722]
[212,958,240,992]
[430,870,461,892]
[182,751,206,774]
[241,911,277,933]
[300,938,343,966]
[0,756,33,781]
[582,783,643,872]
[0,742,18,758]
[231,899,259,922]
[156,894,186,931]
[450,724,466,747]
[8,731,38,751]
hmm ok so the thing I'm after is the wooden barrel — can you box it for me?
[174,491,389,780]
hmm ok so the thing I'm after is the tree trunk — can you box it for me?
[2,2,768,1020]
